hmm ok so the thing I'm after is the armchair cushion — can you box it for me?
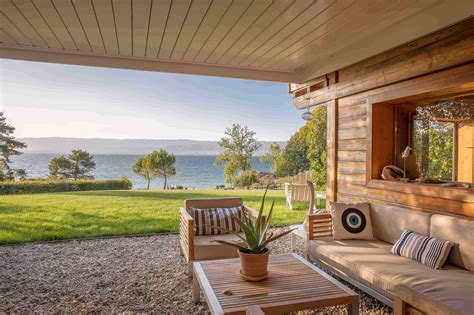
[190,206,243,236]
[194,233,244,260]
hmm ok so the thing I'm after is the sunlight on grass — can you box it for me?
[0,189,322,244]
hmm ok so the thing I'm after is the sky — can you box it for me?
[0,59,304,141]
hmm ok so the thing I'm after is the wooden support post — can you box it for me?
[326,99,337,210]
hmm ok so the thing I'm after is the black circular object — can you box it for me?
[341,208,366,234]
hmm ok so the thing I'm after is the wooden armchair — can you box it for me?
[180,197,265,273]
[290,181,332,251]
[285,171,326,209]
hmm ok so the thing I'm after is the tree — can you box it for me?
[306,106,327,189]
[133,155,156,190]
[133,149,176,190]
[273,106,327,189]
[277,127,310,177]
[153,149,176,189]
[68,149,96,180]
[0,112,27,180]
[215,124,261,185]
[14,169,27,181]
[48,150,95,180]
[49,156,73,179]
[260,143,282,173]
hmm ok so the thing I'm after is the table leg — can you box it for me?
[193,270,201,303]
[348,295,359,315]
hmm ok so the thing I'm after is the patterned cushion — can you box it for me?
[189,206,243,236]
[330,202,374,240]
[391,230,454,269]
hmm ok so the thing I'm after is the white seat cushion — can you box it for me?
[308,239,474,315]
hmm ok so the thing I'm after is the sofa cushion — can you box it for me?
[370,204,431,244]
[194,233,243,260]
[391,230,454,269]
[308,239,474,315]
[430,214,474,272]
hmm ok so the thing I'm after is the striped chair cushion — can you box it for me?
[391,230,454,269]
[189,206,243,236]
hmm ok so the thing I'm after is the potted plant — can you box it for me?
[212,188,295,281]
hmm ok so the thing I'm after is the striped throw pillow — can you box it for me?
[391,230,454,269]
[189,206,243,236]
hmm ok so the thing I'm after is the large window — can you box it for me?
[372,95,473,185]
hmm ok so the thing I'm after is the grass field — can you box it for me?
[0,189,318,245]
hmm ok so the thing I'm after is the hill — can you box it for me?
[19,137,286,156]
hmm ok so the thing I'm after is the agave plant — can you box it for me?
[211,187,295,254]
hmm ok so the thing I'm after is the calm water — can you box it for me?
[11,154,271,189]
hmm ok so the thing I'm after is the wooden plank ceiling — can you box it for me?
[0,0,472,83]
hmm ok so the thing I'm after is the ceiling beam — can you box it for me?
[0,45,300,83]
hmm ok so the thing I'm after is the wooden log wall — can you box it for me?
[314,18,474,218]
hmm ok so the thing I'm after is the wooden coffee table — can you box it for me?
[193,253,359,314]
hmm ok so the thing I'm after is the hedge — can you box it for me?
[0,179,132,195]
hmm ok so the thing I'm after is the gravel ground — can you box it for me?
[0,229,392,314]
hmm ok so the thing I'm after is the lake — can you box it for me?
[11,154,271,189]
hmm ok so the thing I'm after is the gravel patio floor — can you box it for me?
[0,229,392,314]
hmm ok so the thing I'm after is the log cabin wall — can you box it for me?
[293,18,474,218]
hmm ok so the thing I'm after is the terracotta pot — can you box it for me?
[238,249,269,281]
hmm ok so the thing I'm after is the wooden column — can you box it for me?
[326,99,337,209]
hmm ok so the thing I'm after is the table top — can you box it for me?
[193,253,358,315]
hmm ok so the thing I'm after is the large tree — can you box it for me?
[271,106,327,188]
[306,106,327,189]
[133,155,156,190]
[48,150,96,180]
[49,156,74,179]
[277,128,310,177]
[0,112,27,180]
[153,149,176,189]
[69,149,96,180]
[215,124,261,185]
[133,149,176,190]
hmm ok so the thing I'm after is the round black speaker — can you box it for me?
[341,208,366,234]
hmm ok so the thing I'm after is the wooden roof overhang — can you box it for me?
[1,0,472,84]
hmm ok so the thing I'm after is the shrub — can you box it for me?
[234,170,258,189]
[0,178,132,195]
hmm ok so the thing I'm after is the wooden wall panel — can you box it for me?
[324,19,474,217]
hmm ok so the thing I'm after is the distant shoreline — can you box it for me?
[11,154,271,190]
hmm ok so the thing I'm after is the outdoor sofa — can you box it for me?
[306,205,474,315]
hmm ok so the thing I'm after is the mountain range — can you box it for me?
[19,137,286,156]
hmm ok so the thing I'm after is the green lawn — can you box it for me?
[0,189,318,245]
